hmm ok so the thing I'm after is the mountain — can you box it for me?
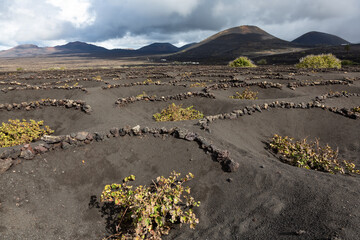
[0,42,108,57]
[166,25,302,63]
[0,44,57,57]
[54,41,109,53]
[0,41,190,58]
[292,31,350,46]
[137,43,179,55]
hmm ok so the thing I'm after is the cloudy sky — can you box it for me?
[0,0,359,50]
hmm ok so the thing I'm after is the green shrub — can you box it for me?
[256,59,267,65]
[269,134,359,174]
[0,119,54,147]
[352,106,360,113]
[100,171,200,239]
[296,54,341,69]
[229,56,256,68]
[153,103,204,122]
[143,79,160,84]
[189,82,207,88]
[16,67,24,71]
[93,75,102,81]
[136,91,148,98]
[230,87,258,100]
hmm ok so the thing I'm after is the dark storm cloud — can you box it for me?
[0,0,359,49]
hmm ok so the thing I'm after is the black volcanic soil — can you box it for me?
[0,65,359,240]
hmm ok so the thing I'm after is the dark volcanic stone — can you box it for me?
[20,145,35,160]
[82,104,92,114]
[94,132,105,141]
[184,132,197,141]
[222,159,240,172]
[61,142,71,149]
[110,128,120,137]
[0,158,13,173]
[34,145,48,154]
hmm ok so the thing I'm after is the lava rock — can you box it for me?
[82,104,92,114]
[184,132,197,141]
[94,132,105,141]
[222,158,240,172]
[110,128,120,137]
[175,128,188,139]
[0,158,13,173]
[132,125,141,135]
[41,135,64,144]
[20,144,35,160]
[61,142,71,150]
[75,132,89,141]
[34,145,48,154]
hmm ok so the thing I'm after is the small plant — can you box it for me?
[352,106,360,113]
[143,79,159,84]
[229,57,256,68]
[93,75,102,81]
[256,59,267,65]
[328,90,348,95]
[0,119,54,147]
[296,54,341,69]
[269,134,359,174]
[100,171,200,239]
[189,82,207,88]
[16,67,24,71]
[153,103,204,122]
[230,87,258,100]
[136,91,148,98]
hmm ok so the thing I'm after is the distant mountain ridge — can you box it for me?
[0,41,193,58]
[292,31,350,46]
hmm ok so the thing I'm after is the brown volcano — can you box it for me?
[167,25,303,63]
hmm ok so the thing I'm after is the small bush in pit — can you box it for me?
[93,75,102,81]
[153,103,204,122]
[100,171,200,240]
[352,106,360,113]
[230,87,258,100]
[269,134,359,174]
[189,82,207,88]
[0,119,54,147]
[296,54,341,69]
[143,79,160,84]
[327,90,348,95]
[256,59,267,65]
[229,56,256,68]
[136,91,148,98]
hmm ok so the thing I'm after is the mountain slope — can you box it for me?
[167,25,302,63]
[292,31,350,46]
[0,42,185,58]
[54,41,109,53]
[137,43,179,54]
[0,44,57,57]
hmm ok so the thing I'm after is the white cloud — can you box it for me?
[46,0,95,28]
[0,0,359,49]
